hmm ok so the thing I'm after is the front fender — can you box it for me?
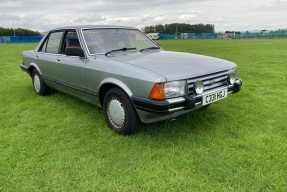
[99,78,133,97]
[22,50,43,76]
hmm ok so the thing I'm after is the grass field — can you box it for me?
[0,40,286,191]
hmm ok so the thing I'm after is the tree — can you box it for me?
[0,27,41,36]
[143,26,155,34]
[143,23,215,34]
[155,25,165,33]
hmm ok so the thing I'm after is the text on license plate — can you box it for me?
[202,89,228,106]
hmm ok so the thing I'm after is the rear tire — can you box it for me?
[103,87,141,135]
[32,69,50,96]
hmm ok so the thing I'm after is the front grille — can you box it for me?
[187,70,229,95]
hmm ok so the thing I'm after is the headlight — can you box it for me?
[164,80,187,98]
[194,81,204,95]
[228,73,236,85]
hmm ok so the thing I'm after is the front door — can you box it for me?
[36,31,64,85]
[55,30,87,98]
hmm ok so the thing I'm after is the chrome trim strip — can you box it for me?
[168,107,185,112]
[203,75,227,85]
[167,97,185,104]
[187,70,229,84]
[204,81,227,90]
[195,102,202,106]
[42,75,98,96]
[188,70,230,95]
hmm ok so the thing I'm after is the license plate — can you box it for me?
[202,88,228,105]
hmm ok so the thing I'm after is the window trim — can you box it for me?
[37,30,64,54]
[60,29,81,54]
[38,35,49,52]
[36,28,86,58]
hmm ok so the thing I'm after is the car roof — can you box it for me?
[51,25,137,31]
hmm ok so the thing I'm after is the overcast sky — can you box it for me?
[0,0,286,32]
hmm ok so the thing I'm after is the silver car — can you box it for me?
[20,25,242,135]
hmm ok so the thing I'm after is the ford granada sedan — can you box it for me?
[20,25,242,135]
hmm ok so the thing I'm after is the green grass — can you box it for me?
[0,40,286,191]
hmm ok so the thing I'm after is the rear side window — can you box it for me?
[46,32,64,54]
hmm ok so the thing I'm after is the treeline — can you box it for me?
[143,23,214,34]
[272,28,287,33]
[0,27,41,36]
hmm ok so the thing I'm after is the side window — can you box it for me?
[38,38,48,52]
[62,31,80,54]
[46,31,64,54]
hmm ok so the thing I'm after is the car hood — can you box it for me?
[108,50,236,81]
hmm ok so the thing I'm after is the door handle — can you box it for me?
[56,58,61,62]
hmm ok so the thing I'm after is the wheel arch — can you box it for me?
[27,63,42,77]
[98,78,133,107]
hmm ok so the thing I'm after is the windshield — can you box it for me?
[82,28,158,55]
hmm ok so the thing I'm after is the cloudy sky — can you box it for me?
[0,0,286,32]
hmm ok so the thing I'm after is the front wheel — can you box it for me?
[103,87,141,135]
[32,69,50,96]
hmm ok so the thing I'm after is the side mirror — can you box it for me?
[65,47,85,57]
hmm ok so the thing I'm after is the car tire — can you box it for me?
[32,69,50,96]
[103,87,141,135]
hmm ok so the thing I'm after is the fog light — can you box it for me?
[228,73,235,85]
[194,81,204,95]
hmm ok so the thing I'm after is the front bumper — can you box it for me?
[132,79,242,123]
[20,64,29,73]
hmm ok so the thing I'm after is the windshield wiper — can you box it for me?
[105,47,136,56]
[140,47,160,52]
